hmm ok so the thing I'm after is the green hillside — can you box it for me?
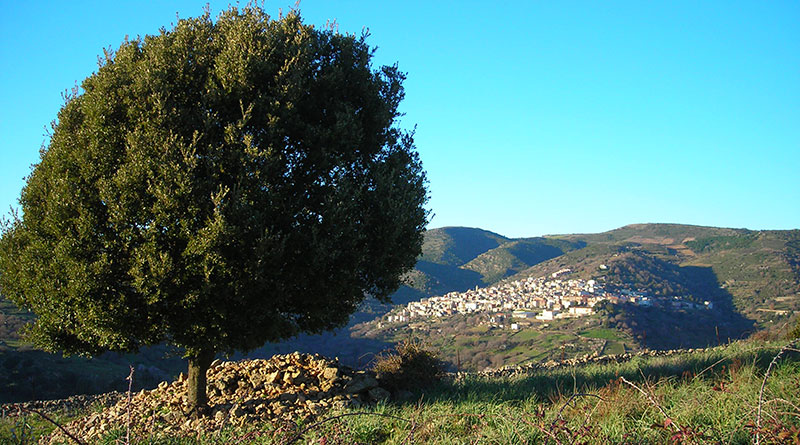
[407,260,484,295]
[362,224,799,365]
[514,225,800,321]
[408,228,584,295]
[420,227,508,266]
[552,222,749,245]
[682,230,800,319]
[461,237,585,284]
[7,339,798,444]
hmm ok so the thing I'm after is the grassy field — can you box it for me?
[367,314,636,372]
[579,328,623,341]
[4,338,798,444]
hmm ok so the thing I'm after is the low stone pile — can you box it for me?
[474,347,721,378]
[2,392,124,418]
[43,352,390,444]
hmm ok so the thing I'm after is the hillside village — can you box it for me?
[382,268,715,329]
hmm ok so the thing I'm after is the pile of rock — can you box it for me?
[1,392,124,418]
[44,352,390,444]
[474,347,722,378]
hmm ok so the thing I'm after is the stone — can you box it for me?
[249,374,265,389]
[278,392,297,403]
[395,390,414,401]
[322,367,340,381]
[345,374,379,394]
[367,387,391,402]
[229,404,246,418]
[39,352,388,444]
[266,371,281,384]
[214,410,227,422]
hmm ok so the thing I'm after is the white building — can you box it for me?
[568,306,593,316]
[536,310,558,320]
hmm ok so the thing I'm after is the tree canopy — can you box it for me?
[0,5,427,411]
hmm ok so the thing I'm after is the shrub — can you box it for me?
[372,339,445,392]
[787,316,800,340]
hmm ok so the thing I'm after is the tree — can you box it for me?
[0,5,427,414]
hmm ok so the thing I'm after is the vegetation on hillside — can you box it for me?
[4,339,798,444]
[548,225,800,322]
[355,224,798,371]
[461,237,585,284]
[420,227,508,266]
[354,313,637,372]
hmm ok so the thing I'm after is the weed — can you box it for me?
[372,339,446,392]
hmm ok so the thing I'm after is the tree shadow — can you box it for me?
[612,264,756,349]
[399,346,797,406]
[414,260,485,294]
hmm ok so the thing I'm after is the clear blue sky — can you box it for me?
[1,1,798,238]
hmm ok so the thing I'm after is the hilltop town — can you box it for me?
[381,268,714,329]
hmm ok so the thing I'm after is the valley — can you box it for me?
[1,223,798,401]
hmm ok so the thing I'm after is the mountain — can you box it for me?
[398,227,585,297]
[419,227,509,266]
[509,224,800,321]
[352,223,799,370]
[461,237,585,284]
[551,223,747,245]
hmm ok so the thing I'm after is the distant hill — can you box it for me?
[461,237,585,284]
[509,224,800,322]
[550,223,749,246]
[400,227,586,296]
[404,260,484,295]
[356,223,799,366]
[420,227,508,266]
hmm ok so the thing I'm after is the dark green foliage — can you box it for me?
[0,348,178,403]
[373,339,445,391]
[0,4,427,368]
[600,251,728,299]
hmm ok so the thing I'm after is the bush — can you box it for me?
[372,339,445,392]
[787,316,800,340]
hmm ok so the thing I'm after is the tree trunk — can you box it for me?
[186,349,215,417]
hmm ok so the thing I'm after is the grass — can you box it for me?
[512,330,540,342]
[0,406,87,445]
[377,315,639,372]
[603,341,626,355]
[4,339,798,444]
[579,328,622,341]
[294,341,799,444]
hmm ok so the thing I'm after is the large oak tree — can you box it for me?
[0,6,427,413]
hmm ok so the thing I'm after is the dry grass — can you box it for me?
[372,339,446,393]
